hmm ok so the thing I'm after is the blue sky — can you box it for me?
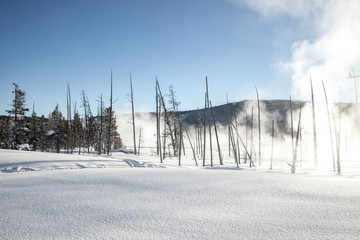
[1,0,359,116]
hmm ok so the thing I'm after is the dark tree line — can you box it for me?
[0,83,122,153]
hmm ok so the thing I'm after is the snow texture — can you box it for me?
[1,149,360,239]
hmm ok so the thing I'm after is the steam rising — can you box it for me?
[229,0,360,102]
[115,1,360,173]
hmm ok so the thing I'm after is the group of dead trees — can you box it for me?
[155,79,183,163]
[64,72,123,155]
[155,77,261,168]
[288,79,342,174]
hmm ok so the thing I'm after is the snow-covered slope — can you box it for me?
[1,149,360,239]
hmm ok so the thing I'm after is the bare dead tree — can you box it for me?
[156,80,177,157]
[229,122,239,167]
[138,126,142,155]
[198,111,203,157]
[203,92,207,166]
[155,79,161,160]
[210,101,223,165]
[289,94,294,154]
[227,102,232,158]
[96,94,104,155]
[67,82,72,154]
[163,116,167,160]
[178,121,182,166]
[310,78,318,168]
[245,111,248,163]
[129,74,137,155]
[227,94,231,157]
[250,106,254,167]
[322,80,336,172]
[255,87,261,166]
[291,103,302,174]
[107,70,113,155]
[333,113,341,174]
[206,77,213,167]
[270,120,274,170]
[234,114,241,164]
[81,90,89,153]
[184,125,198,166]
[231,122,255,167]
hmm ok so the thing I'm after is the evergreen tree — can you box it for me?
[48,105,66,153]
[104,107,122,151]
[73,111,83,154]
[38,115,48,152]
[0,117,9,148]
[6,83,29,146]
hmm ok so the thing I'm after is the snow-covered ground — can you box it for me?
[1,149,360,239]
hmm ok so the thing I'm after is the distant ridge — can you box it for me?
[178,99,356,136]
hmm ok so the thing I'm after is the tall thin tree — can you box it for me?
[210,102,223,165]
[130,74,137,155]
[289,94,294,155]
[67,82,72,154]
[6,83,29,146]
[310,78,318,168]
[270,120,274,170]
[97,94,104,155]
[206,77,213,167]
[107,70,113,155]
[321,80,336,172]
[255,87,261,166]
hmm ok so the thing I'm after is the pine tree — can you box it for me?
[104,107,122,151]
[0,117,8,148]
[38,115,47,151]
[48,105,66,153]
[73,111,83,154]
[6,83,29,146]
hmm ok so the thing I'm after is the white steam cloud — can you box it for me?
[229,0,360,102]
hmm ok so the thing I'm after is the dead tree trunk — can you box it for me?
[138,126,142,155]
[245,111,248,163]
[163,119,166,160]
[82,90,89,153]
[322,80,336,172]
[229,123,239,167]
[130,74,137,155]
[310,78,318,168]
[270,120,274,170]
[256,87,261,166]
[184,126,198,166]
[203,92,207,167]
[289,95,294,154]
[206,77,213,167]
[227,103,232,157]
[333,113,341,174]
[210,102,223,165]
[67,82,72,154]
[155,79,163,163]
[250,106,254,167]
[235,115,241,164]
[107,70,113,155]
[178,121,182,166]
[231,122,255,167]
[291,104,302,174]
[156,80,176,156]
[97,94,104,155]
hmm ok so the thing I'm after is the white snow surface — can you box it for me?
[1,149,360,239]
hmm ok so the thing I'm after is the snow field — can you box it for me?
[1,149,360,239]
